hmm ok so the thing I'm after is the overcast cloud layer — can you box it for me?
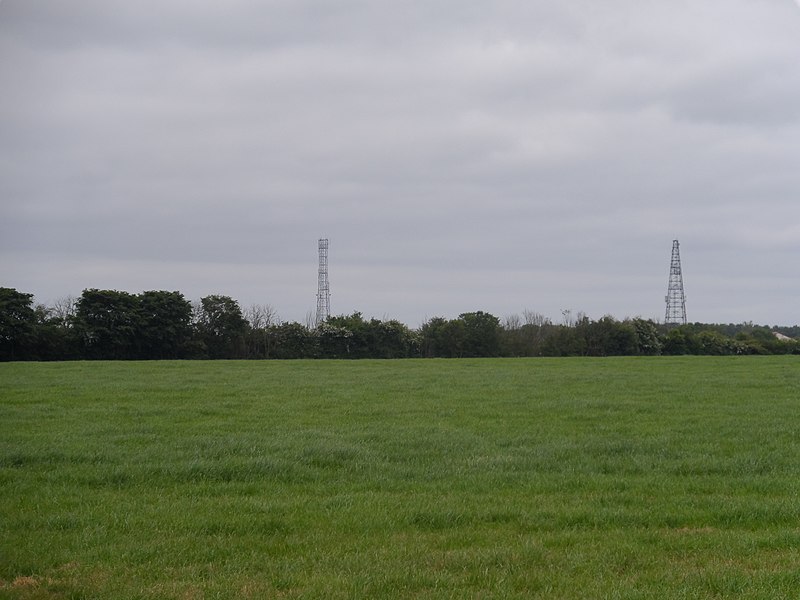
[2,0,799,326]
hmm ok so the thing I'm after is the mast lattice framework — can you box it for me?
[316,238,330,325]
[665,239,687,326]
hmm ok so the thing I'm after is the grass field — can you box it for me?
[1,357,800,599]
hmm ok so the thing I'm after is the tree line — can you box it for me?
[1,286,798,361]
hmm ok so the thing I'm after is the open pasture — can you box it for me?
[1,357,800,598]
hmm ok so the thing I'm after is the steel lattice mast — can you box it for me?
[665,239,687,326]
[316,238,330,325]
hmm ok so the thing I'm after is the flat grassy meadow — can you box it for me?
[1,357,800,599]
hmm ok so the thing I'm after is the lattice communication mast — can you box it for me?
[316,238,330,325]
[665,239,687,326]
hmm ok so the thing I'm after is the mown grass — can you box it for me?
[1,357,800,598]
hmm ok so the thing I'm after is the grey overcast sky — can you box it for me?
[1,1,799,326]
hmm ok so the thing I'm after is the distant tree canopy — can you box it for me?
[73,289,141,359]
[70,289,193,360]
[0,286,797,361]
[194,295,248,359]
[0,287,37,361]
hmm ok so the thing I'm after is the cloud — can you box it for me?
[2,0,799,325]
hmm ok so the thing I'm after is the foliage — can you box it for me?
[317,321,354,358]
[311,313,416,359]
[72,289,142,359]
[69,289,193,360]
[30,303,79,360]
[194,295,248,359]
[138,291,193,359]
[370,318,416,358]
[540,323,586,356]
[459,311,501,357]
[2,286,798,360]
[577,315,637,356]
[243,303,278,359]
[0,287,36,360]
[630,317,663,355]
[267,322,319,359]
[419,316,465,358]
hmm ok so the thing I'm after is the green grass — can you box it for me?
[1,357,799,599]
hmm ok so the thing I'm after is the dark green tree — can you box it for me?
[138,291,192,359]
[734,326,798,355]
[323,313,367,358]
[268,322,319,358]
[661,327,689,355]
[459,311,501,357]
[419,317,467,358]
[630,318,662,355]
[500,312,553,357]
[580,316,637,356]
[540,325,586,356]
[73,289,141,359]
[195,295,248,359]
[694,330,744,355]
[28,303,77,360]
[318,322,355,358]
[0,287,37,360]
[369,318,414,358]
[419,317,444,358]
